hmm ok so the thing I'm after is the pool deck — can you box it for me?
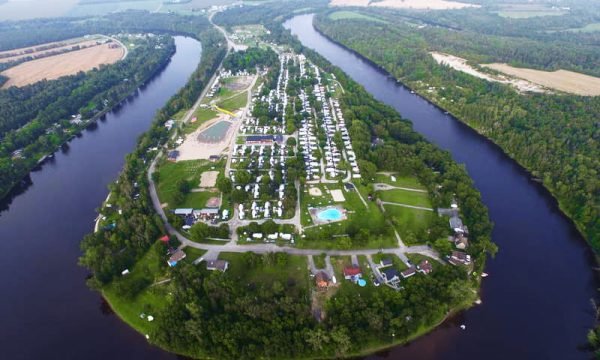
[309,205,347,225]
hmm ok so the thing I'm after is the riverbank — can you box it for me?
[310,19,592,255]
[0,39,176,203]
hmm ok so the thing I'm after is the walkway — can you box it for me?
[374,183,427,193]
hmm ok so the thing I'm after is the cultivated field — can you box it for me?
[330,0,479,10]
[483,63,600,96]
[0,37,104,64]
[1,43,125,88]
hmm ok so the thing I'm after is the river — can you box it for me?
[285,14,596,360]
[0,36,200,360]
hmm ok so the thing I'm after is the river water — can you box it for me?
[285,14,596,360]
[0,36,200,360]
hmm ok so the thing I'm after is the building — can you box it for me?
[448,251,471,266]
[343,266,362,280]
[246,135,274,145]
[417,260,433,275]
[167,150,180,162]
[315,271,330,289]
[209,155,221,162]
[381,268,400,283]
[454,235,469,249]
[173,208,194,216]
[167,249,186,267]
[380,259,393,268]
[401,266,417,279]
[206,260,229,272]
[194,208,219,221]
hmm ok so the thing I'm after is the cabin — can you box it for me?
[381,268,400,283]
[206,260,229,272]
[167,249,186,267]
[448,251,471,266]
[167,150,180,162]
[379,259,393,268]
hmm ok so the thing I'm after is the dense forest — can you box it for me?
[314,12,599,253]
[80,5,494,358]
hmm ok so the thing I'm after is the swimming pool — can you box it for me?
[317,208,343,221]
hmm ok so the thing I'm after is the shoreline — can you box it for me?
[310,20,591,252]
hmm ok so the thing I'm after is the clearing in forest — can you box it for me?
[1,43,125,88]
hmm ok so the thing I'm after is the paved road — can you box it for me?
[380,201,433,211]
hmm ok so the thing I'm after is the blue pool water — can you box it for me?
[317,208,343,221]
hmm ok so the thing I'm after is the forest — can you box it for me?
[314,10,599,254]
[80,4,494,358]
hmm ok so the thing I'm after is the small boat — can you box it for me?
[410,90,415,94]
[460,324,466,330]
[481,272,489,278]
[475,299,482,305]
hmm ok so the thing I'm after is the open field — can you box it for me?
[563,23,600,33]
[0,0,77,20]
[0,36,103,63]
[483,63,600,96]
[217,91,248,112]
[375,173,425,190]
[1,43,124,88]
[494,4,568,19]
[384,205,435,245]
[378,189,432,208]
[328,11,387,23]
[330,0,479,10]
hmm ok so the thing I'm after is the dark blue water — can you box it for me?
[285,14,596,360]
[0,36,200,360]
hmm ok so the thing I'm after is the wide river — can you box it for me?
[0,36,199,359]
[0,19,595,359]
[285,14,596,360]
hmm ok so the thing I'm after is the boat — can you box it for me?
[481,272,489,278]
[410,90,415,94]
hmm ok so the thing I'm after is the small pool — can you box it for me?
[317,208,343,221]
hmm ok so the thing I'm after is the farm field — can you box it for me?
[1,43,124,88]
[0,36,104,63]
[483,63,600,96]
[494,4,568,19]
[329,0,479,10]
[564,23,600,33]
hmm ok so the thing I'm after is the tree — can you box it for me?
[433,238,453,257]
[189,222,210,241]
[216,176,232,194]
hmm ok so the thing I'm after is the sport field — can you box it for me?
[384,205,435,245]
[377,189,432,208]
[483,63,600,96]
[178,190,219,209]
[1,43,124,88]
[329,11,387,23]
[217,91,248,112]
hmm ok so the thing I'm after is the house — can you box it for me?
[167,150,179,162]
[381,268,400,283]
[206,260,229,272]
[449,215,464,233]
[167,249,186,267]
[196,208,219,221]
[343,266,362,280]
[315,271,329,289]
[454,235,469,249]
[343,183,355,191]
[380,259,393,268]
[209,155,221,162]
[448,251,471,266]
[401,266,417,279]
[417,260,433,275]
[246,135,274,145]
[174,208,194,217]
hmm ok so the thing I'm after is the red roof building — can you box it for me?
[159,235,170,243]
[343,266,362,280]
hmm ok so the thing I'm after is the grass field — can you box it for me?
[564,23,600,33]
[375,173,425,189]
[384,205,435,245]
[378,189,432,208]
[1,43,124,88]
[328,11,387,23]
[156,159,223,208]
[219,252,309,287]
[483,63,600,96]
[217,91,248,112]
[183,108,218,134]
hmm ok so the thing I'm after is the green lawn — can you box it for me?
[156,159,224,208]
[219,252,309,287]
[183,107,218,134]
[565,22,600,33]
[407,254,441,272]
[182,247,207,263]
[372,252,409,271]
[329,11,387,23]
[217,91,248,112]
[102,242,170,335]
[314,253,326,269]
[384,205,435,245]
[375,173,425,189]
[377,189,432,208]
